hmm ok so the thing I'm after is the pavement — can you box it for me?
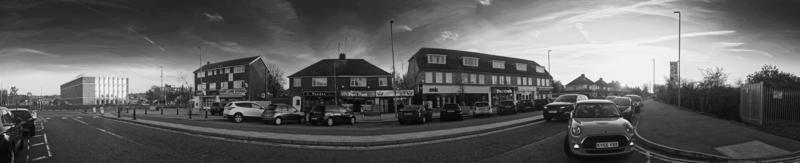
[636,100,800,160]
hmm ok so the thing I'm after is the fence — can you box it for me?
[740,82,800,126]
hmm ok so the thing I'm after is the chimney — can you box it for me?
[207,61,211,65]
[580,74,585,77]
[339,53,346,60]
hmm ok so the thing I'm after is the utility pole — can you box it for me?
[390,20,398,113]
[161,66,165,108]
[652,58,656,95]
[547,50,552,74]
[198,46,203,109]
[674,10,682,107]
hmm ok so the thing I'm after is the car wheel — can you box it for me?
[564,135,577,158]
[326,118,334,126]
[274,117,282,125]
[350,117,356,125]
[233,113,243,123]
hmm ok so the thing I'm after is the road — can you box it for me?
[21,111,668,163]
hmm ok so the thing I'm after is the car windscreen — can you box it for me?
[500,101,514,105]
[443,104,459,110]
[11,111,31,119]
[325,107,346,113]
[312,106,326,112]
[475,103,489,107]
[554,95,577,103]
[573,103,621,118]
[612,98,631,106]
[400,106,421,111]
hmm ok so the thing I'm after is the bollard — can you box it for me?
[118,107,121,118]
[133,108,136,120]
[189,108,192,119]
[205,110,208,119]
[144,106,148,115]
[160,107,164,115]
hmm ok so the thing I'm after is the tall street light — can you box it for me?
[390,20,398,113]
[547,50,552,74]
[673,10,681,107]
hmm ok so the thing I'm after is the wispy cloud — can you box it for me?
[574,23,596,43]
[0,48,59,57]
[726,49,774,58]
[614,30,736,45]
[203,12,224,22]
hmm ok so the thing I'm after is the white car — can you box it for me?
[472,102,493,117]
[222,101,266,123]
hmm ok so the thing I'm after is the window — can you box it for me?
[528,77,533,85]
[233,66,245,73]
[427,54,446,64]
[196,72,205,78]
[379,78,388,86]
[209,82,217,90]
[492,60,505,69]
[517,77,521,85]
[350,77,367,87]
[208,70,214,76]
[292,78,300,88]
[435,72,443,83]
[197,83,205,90]
[516,63,527,71]
[470,74,477,84]
[536,66,545,73]
[499,76,505,85]
[506,76,511,85]
[479,74,485,84]
[220,82,228,89]
[425,72,433,83]
[228,73,234,81]
[462,57,479,67]
[234,80,244,88]
[491,75,497,84]
[461,73,468,84]
[312,78,327,87]
[445,73,452,83]
[537,78,542,86]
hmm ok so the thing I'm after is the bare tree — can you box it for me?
[265,62,287,96]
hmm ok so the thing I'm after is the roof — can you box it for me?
[194,56,260,72]
[289,58,391,77]
[566,74,595,86]
[409,48,551,77]
[595,78,608,87]
[577,99,614,104]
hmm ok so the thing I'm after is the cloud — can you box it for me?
[614,30,736,45]
[0,48,59,57]
[726,49,774,58]
[203,12,224,22]
[478,0,491,6]
[574,23,596,43]
[437,31,460,42]
[717,42,744,47]
[515,0,675,26]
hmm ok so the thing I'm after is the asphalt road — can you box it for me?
[24,111,668,163]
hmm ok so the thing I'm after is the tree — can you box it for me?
[265,62,287,97]
[552,80,564,93]
[746,65,800,88]
[700,67,728,88]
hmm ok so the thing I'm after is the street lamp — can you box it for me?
[547,50,551,74]
[673,10,681,107]
[390,20,398,113]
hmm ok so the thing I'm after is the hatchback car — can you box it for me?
[517,100,535,112]
[624,95,643,113]
[308,105,355,126]
[472,102,493,117]
[261,104,305,125]
[611,97,634,120]
[8,108,35,137]
[496,100,517,115]
[440,104,463,121]
[544,94,588,122]
[564,100,635,158]
[222,101,267,123]
[0,108,23,162]
[398,105,433,124]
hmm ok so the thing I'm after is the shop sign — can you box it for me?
[422,85,461,94]
[494,89,514,94]
[341,91,376,97]
[375,90,415,97]
[518,86,535,93]
[220,88,247,96]
[303,91,335,96]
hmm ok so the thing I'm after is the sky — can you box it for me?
[1,0,799,95]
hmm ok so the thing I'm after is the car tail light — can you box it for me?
[225,106,233,110]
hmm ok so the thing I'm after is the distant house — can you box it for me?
[564,74,622,98]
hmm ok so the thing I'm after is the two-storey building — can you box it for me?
[287,53,412,113]
[194,56,272,107]
[405,48,554,109]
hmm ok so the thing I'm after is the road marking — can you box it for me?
[26,139,30,162]
[31,156,47,161]
[31,142,44,147]
[61,117,67,120]
[96,128,124,139]
[72,118,89,125]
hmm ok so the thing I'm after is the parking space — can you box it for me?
[14,116,52,163]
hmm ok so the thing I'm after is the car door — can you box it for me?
[248,103,265,117]
[286,106,301,120]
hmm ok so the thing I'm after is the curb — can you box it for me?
[97,112,542,148]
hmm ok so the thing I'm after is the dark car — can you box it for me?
[398,105,433,125]
[517,100,535,112]
[544,94,589,122]
[440,104,464,121]
[0,108,24,162]
[612,97,635,120]
[308,105,356,126]
[209,102,228,115]
[496,100,517,115]
[261,104,305,125]
[624,95,643,113]
[533,99,550,111]
[9,108,35,137]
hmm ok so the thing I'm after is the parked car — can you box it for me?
[533,99,550,111]
[0,108,24,162]
[544,94,589,122]
[472,102,493,117]
[611,97,634,120]
[564,100,635,158]
[398,105,433,125]
[8,108,35,137]
[222,101,267,123]
[605,96,618,100]
[517,100,535,112]
[440,104,464,121]
[308,105,356,126]
[261,104,305,125]
[624,95,643,113]
[209,102,228,115]
[496,100,518,115]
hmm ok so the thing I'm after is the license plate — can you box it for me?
[548,110,558,113]
[403,113,413,116]
[596,142,619,148]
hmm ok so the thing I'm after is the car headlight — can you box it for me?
[570,125,582,137]
[325,113,342,116]
[624,123,634,134]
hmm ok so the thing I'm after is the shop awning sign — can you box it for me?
[220,88,246,96]
[341,91,376,97]
[375,90,415,97]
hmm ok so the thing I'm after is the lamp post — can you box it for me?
[652,58,656,95]
[390,20,398,113]
[547,50,551,74]
[673,10,681,107]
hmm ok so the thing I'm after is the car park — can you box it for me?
[472,102,493,117]
[0,108,23,162]
[612,97,635,120]
[398,105,433,124]
[308,105,356,126]
[222,101,267,123]
[496,100,517,115]
[440,104,464,121]
[8,108,35,137]
[544,94,588,122]
[624,95,643,113]
[517,100,535,112]
[261,104,305,125]
[209,102,228,115]
[564,100,635,158]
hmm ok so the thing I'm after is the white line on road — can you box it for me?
[31,142,44,147]
[31,156,47,161]
[96,128,124,139]
[43,131,52,157]
[72,118,89,125]
[26,139,30,162]
[60,117,67,120]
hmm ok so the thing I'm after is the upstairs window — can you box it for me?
[516,63,527,71]
[220,82,229,90]
[536,66,545,73]
[445,73,453,83]
[209,82,217,90]
[196,72,205,78]
[350,77,367,87]
[427,54,446,64]
[425,72,433,83]
[312,78,327,87]
[462,57,479,67]
[379,78,388,87]
[234,80,245,88]
[492,60,505,69]
[292,78,301,87]
[233,66,245,73]
[479,74,485,84]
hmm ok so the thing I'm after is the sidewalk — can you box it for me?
[636,100,800,159]
[109,107,422,123]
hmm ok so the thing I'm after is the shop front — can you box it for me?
[421,85,489,109]
[536,87,554,99]
[491,87,517,106]
[300,91,336,112]
[196,88,247,108]
[517,86,536,102]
